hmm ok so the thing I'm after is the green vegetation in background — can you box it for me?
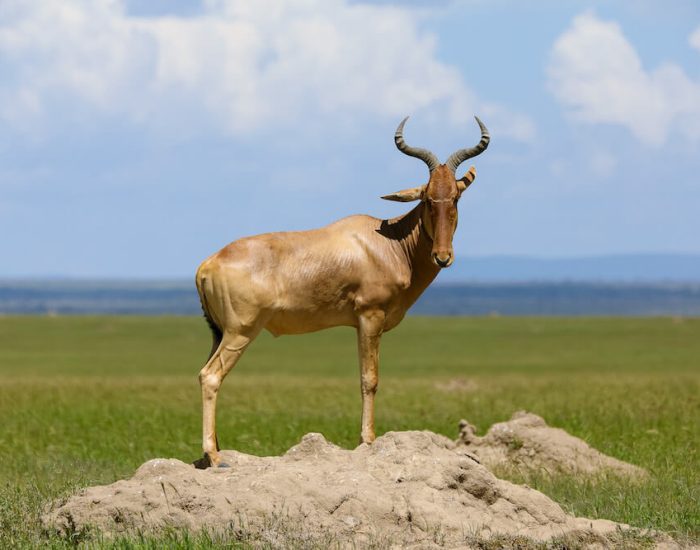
[0,316,698,547]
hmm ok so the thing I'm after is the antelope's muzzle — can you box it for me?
[432,252,453,268]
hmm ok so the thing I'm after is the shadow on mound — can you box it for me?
[43,415,663,548]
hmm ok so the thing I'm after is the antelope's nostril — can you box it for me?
[433,254,453,268]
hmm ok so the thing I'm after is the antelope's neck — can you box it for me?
[386,203,440,300]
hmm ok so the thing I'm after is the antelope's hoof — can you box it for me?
[193,452,228,470]
[192,455,211,470]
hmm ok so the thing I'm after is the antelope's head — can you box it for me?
[382,116,489,268]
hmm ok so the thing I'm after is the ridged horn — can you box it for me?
[395,117,440,172]
[445,116,490,173]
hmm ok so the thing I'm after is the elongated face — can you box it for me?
[423,165,460,267]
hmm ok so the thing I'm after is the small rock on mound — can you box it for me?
[456,411,647,478]
[44,430,629,547]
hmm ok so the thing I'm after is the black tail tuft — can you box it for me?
[202,308,223,342]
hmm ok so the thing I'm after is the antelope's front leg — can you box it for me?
[356,310,385,444]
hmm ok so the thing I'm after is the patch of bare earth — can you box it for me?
[434,377,479,393]
[43,415,667,548]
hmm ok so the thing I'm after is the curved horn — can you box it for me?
[445,116,490,173]
[395,117,440,172]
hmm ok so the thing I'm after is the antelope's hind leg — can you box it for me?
[195,326,261,469]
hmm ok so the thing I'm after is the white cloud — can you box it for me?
[0,0,532,140]
[690,24,700,51]
[547,12,700,147]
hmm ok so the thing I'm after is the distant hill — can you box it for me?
[2,254,700,316]
[1,279,699,317]
[438,254,700,283]
[411,282,700,316]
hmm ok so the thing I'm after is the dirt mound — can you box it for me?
[43,429,648,547]
[456,411,647,478]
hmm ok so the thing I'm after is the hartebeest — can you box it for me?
[195,116,489,467]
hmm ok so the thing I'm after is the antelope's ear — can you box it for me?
[456,166,477,192]
[381,184,426,202]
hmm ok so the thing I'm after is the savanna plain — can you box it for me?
[0,315,698,548]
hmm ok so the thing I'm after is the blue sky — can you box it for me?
[1,0,698,278]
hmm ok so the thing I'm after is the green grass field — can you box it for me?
[0,316,698,548]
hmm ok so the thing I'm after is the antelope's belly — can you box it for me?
[264,307,357,336]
